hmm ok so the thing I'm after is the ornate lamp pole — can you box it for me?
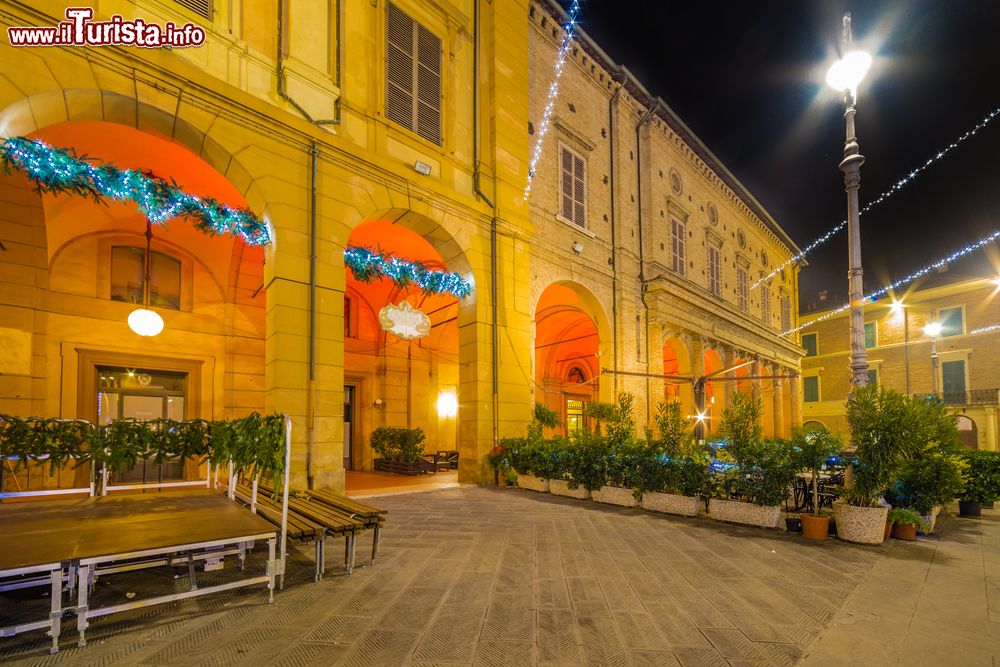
[827,14,872,387]
[924,322,942,396]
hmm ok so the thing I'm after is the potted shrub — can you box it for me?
[886,451,966,533]
[707,395,795,529]
[370,427,428,475]
[640,401,706,516]
[592,395,643,506]
[887,508,930,541]
[792,426,844,541]
[958,450,993,517]
[553,430,604,499]
[837,386,921,544]
[507,403,561,492]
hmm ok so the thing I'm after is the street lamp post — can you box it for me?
[924,322,942,396]
[827,13,872,388]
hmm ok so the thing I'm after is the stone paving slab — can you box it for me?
[0,486,912,665]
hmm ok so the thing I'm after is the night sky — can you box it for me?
[562,0,1000,311]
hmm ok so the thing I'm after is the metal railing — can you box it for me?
[915,389,999,406]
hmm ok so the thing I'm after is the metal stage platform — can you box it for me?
[0,491,277,653]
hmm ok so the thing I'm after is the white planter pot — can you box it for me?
[834,503,889,544]
[517,473,548,492]
[708,498,781,529]
[918,505,942,535]
[642,492,700,517]
[549,479,590,499]
[592,485,639,507]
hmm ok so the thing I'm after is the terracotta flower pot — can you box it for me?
[892,523,917,541]
[800,513,829,541]
[883,521,893,542]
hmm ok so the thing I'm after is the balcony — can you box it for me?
[915,389,999,406]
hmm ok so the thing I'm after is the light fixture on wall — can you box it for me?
[127,221,164,337]
[572,241,584,254]
[437,390,458,418]
[414,160,432,176]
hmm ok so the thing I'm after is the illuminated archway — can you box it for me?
[662,335,693,417]
[533,282,610,436]
[344,217,463,472]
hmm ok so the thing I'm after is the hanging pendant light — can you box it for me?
[128,222,164,337]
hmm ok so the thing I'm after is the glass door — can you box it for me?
[97,367,187,484]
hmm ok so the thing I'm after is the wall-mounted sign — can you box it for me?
[379,300,431,340]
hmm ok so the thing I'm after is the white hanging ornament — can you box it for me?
[379,300,431,340]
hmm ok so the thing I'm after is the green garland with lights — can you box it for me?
[0,137,270,246]
[344,245,472,298]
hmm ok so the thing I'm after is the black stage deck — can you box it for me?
[0,491,277,571]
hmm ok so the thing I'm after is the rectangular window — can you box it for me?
[566,399,584,434]
[803,376,820,403]
[939,306,964,337]
[761,288,771,327]
[737,266,749,311]
[111,246,181,310]
[867,369,879,386]
[386,3,442,144]
[780,293,791,332]
[707,245,721,296]
[670,218,686,275]
[942,360,966,403]
[560,147,586,226]
[802,332,818,357]
[864,321,877,348]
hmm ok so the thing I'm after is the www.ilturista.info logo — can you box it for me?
[8,8,206,48]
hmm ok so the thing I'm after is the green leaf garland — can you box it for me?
[344,245,472,298]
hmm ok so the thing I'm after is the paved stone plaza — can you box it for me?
[1,487,997,666]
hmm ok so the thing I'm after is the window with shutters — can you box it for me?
[737,265,749,311]
[761,287,771,327]
[386,3,442,145]
[559,145,586,227]
[173,0,212,20]
[803,376,820,403]
[670,218,686,276]
[802,332,818,357]
[780,291,791,332]
[708,245,721,296]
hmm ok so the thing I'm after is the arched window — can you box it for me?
[802,420,826,433]
[956,415,977,449]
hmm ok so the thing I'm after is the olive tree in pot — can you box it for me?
[792,426,844,541]
[838,386,921,544]
[640,402,707,516]
[591,394,644,506]
[886,451,966,533]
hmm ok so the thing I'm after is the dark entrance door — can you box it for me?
[344,385,355,471]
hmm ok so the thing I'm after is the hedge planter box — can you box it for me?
[642,492,700,517]
[918,506,942,535]
[373,458,429,476]
[833,503,889,544]
[708,498,781,529]
[592,485,639,507]
[517,473,549,493]
[549,479,590,499]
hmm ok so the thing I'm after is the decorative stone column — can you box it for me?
[772,372,784,439]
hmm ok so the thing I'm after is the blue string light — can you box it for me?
[523,0,582,201]
[784,226,1000,336]
[755,107,1000,289]
[0,137,271,246]
[344,246,472,298]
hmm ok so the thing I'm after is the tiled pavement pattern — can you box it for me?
[2,486,886,666]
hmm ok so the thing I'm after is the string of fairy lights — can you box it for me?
[0,137,271,246]
[783,226,1000,337]
[754,107,1000,290]
[523,0,582,201]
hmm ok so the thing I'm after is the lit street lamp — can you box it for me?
[924,321,942,395]
[827,13,872,388]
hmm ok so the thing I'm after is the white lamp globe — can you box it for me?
[437,391,458,418]
[128,308,164,337]
[924,322,942,338]
[826,50,872,92]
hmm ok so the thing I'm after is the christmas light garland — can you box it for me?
[784,226,1000,337]
[0,137,270,246]
[344,246,472,298]
[754,107,1000,289]
[523,0,582,201]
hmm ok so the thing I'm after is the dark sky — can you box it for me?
[562,0,1000,311]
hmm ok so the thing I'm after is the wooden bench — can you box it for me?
[300,490,387,564]
[234,484,359,580]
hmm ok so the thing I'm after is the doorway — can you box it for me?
[96,366,187,483]
[344,384,357,471]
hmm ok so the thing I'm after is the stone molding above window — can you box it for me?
[553,116,596,152]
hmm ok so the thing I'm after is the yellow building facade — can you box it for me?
[0,0,801,493]
[799,271,1000,450]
